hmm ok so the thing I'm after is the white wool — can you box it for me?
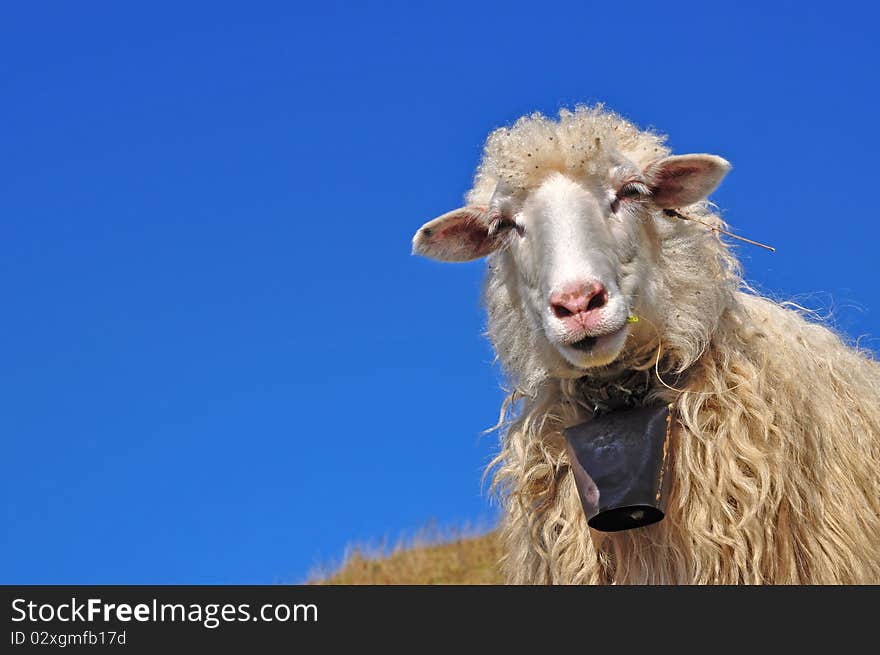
[432,105,880,584]
[467,105,668,206]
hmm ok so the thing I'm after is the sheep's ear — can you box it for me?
[412,206,509,262]
[645,154,731,208]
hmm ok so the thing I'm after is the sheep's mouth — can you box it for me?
[557,323,632,370]
[569,335,598,352]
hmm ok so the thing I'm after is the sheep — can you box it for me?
[411,105,880,584]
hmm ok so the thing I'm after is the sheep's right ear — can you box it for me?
[412,206,511,262]
[644,154,731,208]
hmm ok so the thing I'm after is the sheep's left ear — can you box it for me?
[644,154,731,208]
[412,206,512,262]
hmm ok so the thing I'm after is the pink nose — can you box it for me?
[550,281,608,320]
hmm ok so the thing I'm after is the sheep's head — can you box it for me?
[412,107,736,384]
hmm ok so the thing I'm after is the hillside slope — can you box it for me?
[314,530,503,585]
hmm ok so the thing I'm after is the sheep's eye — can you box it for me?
[617,182,650,200]
[488,215,521,237]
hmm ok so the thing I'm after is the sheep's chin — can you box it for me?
[554,324,631,372]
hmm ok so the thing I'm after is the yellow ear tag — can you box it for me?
[626,315,639,324]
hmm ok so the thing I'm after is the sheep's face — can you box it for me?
[413,153,730,374]
[490,170,644,370]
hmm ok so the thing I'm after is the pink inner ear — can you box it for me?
[652,166,700,199]
[415,206,500,261]
[659,166,700,180]
[646,155,730,208]
[435,216,495,257]
[436,218,481,242]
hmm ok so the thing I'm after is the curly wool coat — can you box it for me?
[424,106,880,584]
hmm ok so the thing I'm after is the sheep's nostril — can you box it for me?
[550,281,609,320]
[587,289,608,312]
[552,303,574,319]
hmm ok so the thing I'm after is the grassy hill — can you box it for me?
[312,528,503,585]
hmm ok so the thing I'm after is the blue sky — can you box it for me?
[1,2,877,583]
